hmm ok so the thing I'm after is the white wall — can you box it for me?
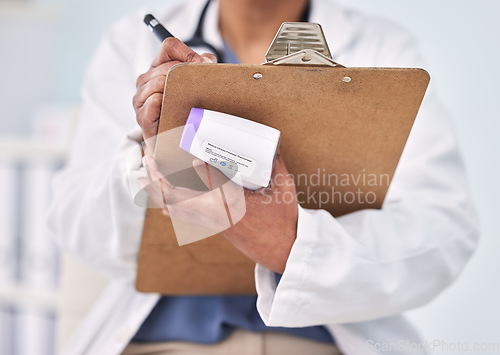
[332,0,500,353]
[2,0,499,353]
[0,0,170,134]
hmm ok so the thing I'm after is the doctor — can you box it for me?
[47,0,479,354]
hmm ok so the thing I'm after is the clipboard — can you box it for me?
[135,23,430,295]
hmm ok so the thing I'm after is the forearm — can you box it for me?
[255,95,479,326]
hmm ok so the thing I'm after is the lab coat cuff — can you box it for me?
[124,127,148,207]
[256,204,319,327]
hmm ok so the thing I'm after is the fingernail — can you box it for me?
[203,56,216,64]
[193,55,205,63]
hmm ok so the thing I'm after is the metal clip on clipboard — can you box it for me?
[264,22,344,67]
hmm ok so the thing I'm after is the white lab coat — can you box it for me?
[46,0,479,354]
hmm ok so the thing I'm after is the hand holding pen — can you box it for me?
[134,14,217,144]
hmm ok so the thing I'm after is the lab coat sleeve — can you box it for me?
[256,25,480,326]
[46,16,148,281]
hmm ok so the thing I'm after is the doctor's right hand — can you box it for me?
[133,38,216,146]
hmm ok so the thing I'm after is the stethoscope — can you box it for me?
[183,0,311,63]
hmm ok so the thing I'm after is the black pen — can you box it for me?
[144,14,174,42]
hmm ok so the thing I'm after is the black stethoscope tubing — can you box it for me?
[184,0,311,64]
[183,0,225,62]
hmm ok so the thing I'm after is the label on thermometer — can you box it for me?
[201,141,256,176]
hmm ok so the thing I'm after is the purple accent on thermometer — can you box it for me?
[179,108,204,152]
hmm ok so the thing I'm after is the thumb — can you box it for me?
[200,53,217,63]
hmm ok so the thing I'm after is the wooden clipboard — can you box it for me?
[135,30,430,294]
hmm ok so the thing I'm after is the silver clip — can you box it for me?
[265,49,343,67]
[265,22,342,67]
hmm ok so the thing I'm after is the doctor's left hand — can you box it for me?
[140,151,298,274]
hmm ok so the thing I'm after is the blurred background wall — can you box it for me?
[0,0,498,354]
